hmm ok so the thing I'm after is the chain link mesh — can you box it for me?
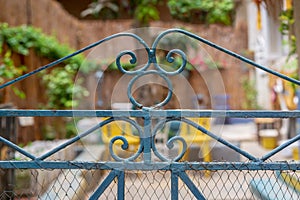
[1,166,300,199]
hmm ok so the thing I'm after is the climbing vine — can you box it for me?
[0,23,88,108]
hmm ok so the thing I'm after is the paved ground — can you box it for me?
[213,121,295,161]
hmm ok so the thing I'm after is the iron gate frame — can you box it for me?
[0,28,300,199]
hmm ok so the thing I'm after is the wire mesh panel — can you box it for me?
[1,167,300,199]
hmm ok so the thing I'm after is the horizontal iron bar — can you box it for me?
[0,110,299,118]
[1,161,300,171]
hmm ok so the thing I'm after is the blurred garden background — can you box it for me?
[0,0,299,145]
[2,1,300,199]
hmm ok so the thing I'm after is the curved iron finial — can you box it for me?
[115,32,188,110]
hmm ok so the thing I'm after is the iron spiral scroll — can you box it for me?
[109,29,192,162]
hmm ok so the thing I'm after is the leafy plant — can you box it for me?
[242,78,260,110]
[133,0,160,25]
[279,8,296,58]
[80,0,235,25]
[42,65,89,108]
[0,50,26,84]
[167,0,234,25]
[0,43,27,99]
[278,7,299,102]
[0,23,89,108]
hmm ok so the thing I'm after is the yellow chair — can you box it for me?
[179,118,211,162]
[100,118,140,160]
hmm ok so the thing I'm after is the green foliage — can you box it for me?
[279,8,296,58]
[0,50,26,83]
[0,28,27,99]
[242,78,260,110]
[42,65,89,108]
[80,0,234,25]
[134,0,160,25]
[0,23,88,108]
[167,0,234,25]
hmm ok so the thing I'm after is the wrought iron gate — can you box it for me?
[1,29,300,199]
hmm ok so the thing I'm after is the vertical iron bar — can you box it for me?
[143,115,152,163]
[171,171,179,200]
[117,171,125,200]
